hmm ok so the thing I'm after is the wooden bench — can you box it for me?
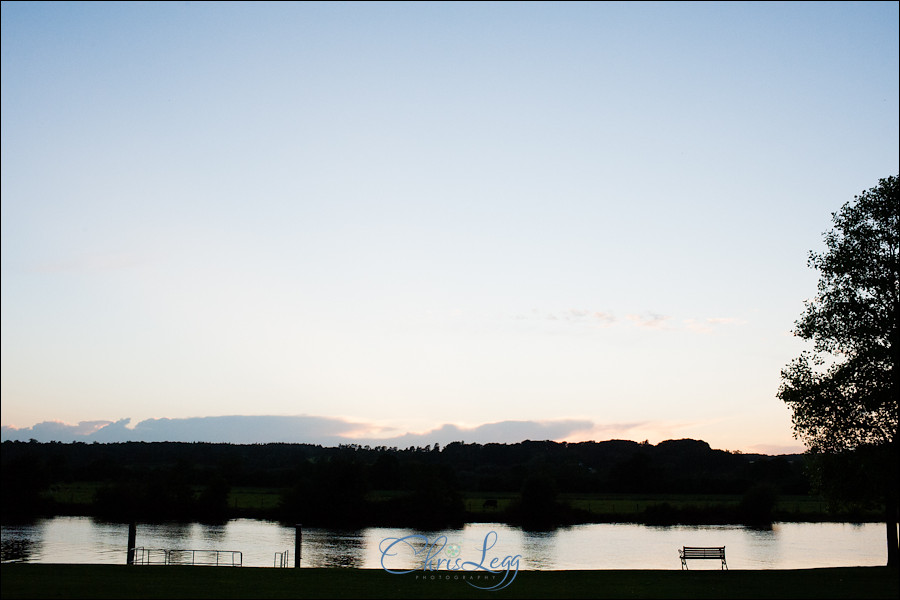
[679,546,727,570]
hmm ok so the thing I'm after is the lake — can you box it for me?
[0,517,888,570]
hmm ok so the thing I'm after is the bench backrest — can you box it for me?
[681,546,725,558]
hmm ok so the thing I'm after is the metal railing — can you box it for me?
[132,547,242,566]
[274,549,290,568]
[132,547,168,565]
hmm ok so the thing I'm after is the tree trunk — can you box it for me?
[887,492,899,567]
[889,433,899,567]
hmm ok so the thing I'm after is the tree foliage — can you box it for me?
[779,175,898,451]
[778,174,898,565]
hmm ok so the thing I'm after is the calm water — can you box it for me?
[0,517,888,570]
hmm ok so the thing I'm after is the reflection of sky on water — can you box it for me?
[520,529,557,570]
[1,525,40,562]
[142,522,192,542]
[1,518,889,569]
[29,517,129,564]
[305,529,366,568]
[201,523,227,544]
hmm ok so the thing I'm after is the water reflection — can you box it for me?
[521,529,556,570]
[315,530,365,568]
[201,524,227,544]
[143,522,193,543]
[1,525,39,563]
[0,517,888,569]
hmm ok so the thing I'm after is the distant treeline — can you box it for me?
[1,438,809,527]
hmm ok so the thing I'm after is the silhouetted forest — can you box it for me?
[1,438,812,527]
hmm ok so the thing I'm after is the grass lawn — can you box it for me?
[1,564,897,599]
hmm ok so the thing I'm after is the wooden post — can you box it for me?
[126,522,136,565]
[294,524,302,568]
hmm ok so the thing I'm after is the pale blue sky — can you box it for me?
[2,1,898,452]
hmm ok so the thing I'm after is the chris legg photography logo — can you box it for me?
[379,530,520,591]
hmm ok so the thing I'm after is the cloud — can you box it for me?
[519,309,616,326]
[557,420,711,444]
[359,419,596,447]
[706,317,743,326]
[1,415,368,445]
[125,415,368,444]
[2,415,600,446]
[1,420,115,441]
[625,312,671,330]
[1,415,785,453]
[564,310,615,326]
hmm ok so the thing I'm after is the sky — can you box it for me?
[2,1,898,453]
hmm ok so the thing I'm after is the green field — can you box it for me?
[1,564,897,599]
[47,484,285,512]
[47,482,104,506]
[227,487,283,512]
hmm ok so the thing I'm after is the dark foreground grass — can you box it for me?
[1,564,897,599]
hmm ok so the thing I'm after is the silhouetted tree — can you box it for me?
[740,483,779,526]
[406,464,465,527]
[520,473,558,511]
[778,175,899,566]
[1,451,52,519]
[280,456,369,526]
[4,438,819,526]
[508,472,563,528]
[609,451,660,493]
[197,475,231,523]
